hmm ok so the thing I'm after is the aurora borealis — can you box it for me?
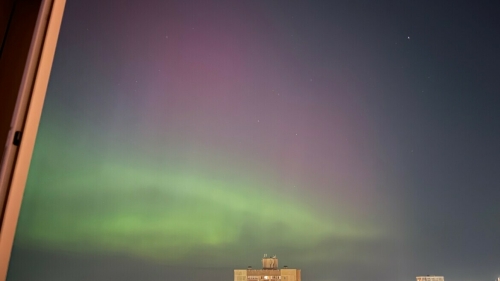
[6,1,500,281]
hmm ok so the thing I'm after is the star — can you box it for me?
[407,36,410,39]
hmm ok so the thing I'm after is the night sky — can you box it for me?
[6,1,500,281]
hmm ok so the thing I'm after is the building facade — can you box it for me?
[235,255,301,281]
[416,276,444,281]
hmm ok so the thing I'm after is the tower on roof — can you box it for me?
[262,254,278,269]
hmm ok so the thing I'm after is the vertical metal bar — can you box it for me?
[0,0,50,228]
[0,0,65,279]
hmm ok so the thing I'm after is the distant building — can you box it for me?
[416,276,444,281]
[234,255,301,281]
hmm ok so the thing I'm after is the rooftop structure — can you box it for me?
[234,255,301,281]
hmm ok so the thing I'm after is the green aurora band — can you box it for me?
[15,123,382,264]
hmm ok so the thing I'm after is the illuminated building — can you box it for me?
[234,255,301,281]
[416,275,444,281]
